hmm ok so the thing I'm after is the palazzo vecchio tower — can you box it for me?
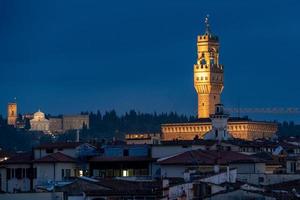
[194,16,224,118]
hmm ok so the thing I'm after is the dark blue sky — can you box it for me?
[1,0,300,121]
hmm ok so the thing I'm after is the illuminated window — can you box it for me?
[79,170,83,177]
[122,170,129,177]
[205,77,208,80]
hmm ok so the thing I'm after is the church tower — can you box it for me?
[194,16,224,118]
[7,101,17,127]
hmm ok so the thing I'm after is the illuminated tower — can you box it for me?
[7,101,17,126]
[194,16,224,118]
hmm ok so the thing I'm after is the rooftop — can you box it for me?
[0,150,12,158]
[2,152,33,164]
[35,152,76,163]
[158,139,216,146]
[158,149,263,165]
[89,156,154,162]
[162,117,277,126]
[34,142,82,149]
[56,177,162,196]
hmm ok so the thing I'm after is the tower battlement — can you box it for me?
[197,35,219,41]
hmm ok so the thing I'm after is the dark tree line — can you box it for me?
[76,110,196,140]
[0,111,196,150]
[2,110,300,151]
[0,115,41,151]
[278,121,300,137]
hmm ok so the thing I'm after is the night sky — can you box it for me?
[1,0,300,122]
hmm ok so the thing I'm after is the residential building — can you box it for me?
[89,144,154,178]
[157,149,264,178]
[55,177,162,199]
[0,142,97,193]
[125,132,161,144]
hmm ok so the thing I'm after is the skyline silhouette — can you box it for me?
[1,0,300,122]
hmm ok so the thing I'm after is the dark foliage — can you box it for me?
[0,110,195,151]
[60,110,195,142]
[2,110,300,151]
[278,121,300,137]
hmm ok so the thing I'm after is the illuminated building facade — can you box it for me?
[7,102,17,127]
[30,109,50,132]
[194,16,223,118]
[49,115,89,134]
[161,17,278,141]
[162,119,278,141]
[62,115,89,131]
[125,133,161,144]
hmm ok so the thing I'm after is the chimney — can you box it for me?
[213,164,220,173]
[226,166,230,182]
[76,129,80,142]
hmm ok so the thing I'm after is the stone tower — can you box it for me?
[7,102,17,126]
[194,16,224,118]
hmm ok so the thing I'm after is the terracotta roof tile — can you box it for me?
[158,149,263,165]
[160,140,216,146]
[89,156,154,162]
[0,150,12,158]
[35,152,76,163]
[2,152,33,164]
[34,142,82,149]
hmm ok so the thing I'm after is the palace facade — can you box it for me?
[162,118,278,141]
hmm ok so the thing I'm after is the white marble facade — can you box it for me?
[30,110,49,132]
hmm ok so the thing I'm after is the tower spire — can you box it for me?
[205,15,211,35]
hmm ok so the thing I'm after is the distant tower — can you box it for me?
[7,100,17,127]
[194,16,224,118]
